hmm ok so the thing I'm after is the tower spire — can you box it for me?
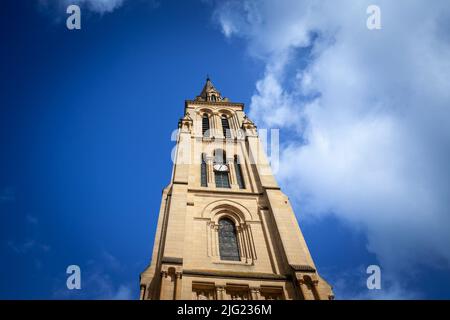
[195,76,227,102]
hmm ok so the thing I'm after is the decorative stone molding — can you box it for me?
[290,264,316,272]
[241,115,257,137]
[201,199,255,221]
[179,112,193,133]
[161,257,183,265]
[183,269,288,280]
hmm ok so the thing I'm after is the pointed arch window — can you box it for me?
[202,114,210,137]
[211,95,217,102]
[218,218,240,261]
[221,115,231,138]
[234,155,245,189]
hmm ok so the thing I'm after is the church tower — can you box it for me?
[140,78,333,300]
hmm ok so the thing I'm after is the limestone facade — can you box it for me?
[140,78,334,300]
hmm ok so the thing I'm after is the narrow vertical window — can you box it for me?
[215,171,230,188]
[202,114,210,137]
[234,155,245,189]
[218,218,240,261]
[201,153,207,187]
[221,115,231,138]
[214,149,230,189]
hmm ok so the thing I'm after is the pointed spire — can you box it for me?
[203,75,215,92]
[195,76,227,102]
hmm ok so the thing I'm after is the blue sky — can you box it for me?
[1,0,450,299]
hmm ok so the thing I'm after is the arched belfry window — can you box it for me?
[221,115,231,138]
[218,218,240,261]
[202,114,210,137]
[211,95,217,102]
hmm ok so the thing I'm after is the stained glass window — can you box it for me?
[219,218,240,261]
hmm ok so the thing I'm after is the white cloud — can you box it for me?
[82,272,133,300]
[8,239,51,255]
[40,0,161,15]
[213,0,450,292]
[52,252,135,299]
[38,0,125,14]
[325,266,421,300]
[53,271,134,299]
[68,0,124,13]
[110,285,133,300]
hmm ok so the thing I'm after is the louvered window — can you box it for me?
[202,114,210,137]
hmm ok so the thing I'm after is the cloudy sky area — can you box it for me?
[213,0,450,297]
[2,0,450,299]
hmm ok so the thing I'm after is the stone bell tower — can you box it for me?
[139,77,333,300]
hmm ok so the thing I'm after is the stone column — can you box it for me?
[159,271,169,300]
[250,287,260,300]
[236,226,247,262]
[242,225,251,263]
[214,224,220,258]
[210,223,217,257]
[212,111,221,138]
[206,156,214,186]
[139,285,146,300]
[209,113,214,137]
[298,279,315,300]
[243,224,255,261]
[207,221,212,257]
[174,272,183,300]
[226,157,238,189]
[216,286,225,300]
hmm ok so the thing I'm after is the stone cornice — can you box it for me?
[161,257,183,265]
[188,188,263,196]
[183,269,290,280]
[185,100,245,110]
